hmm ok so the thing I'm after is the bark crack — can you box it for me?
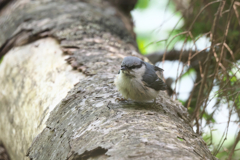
[73,147,108,160]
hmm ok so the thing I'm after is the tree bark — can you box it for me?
[0,0,216,160]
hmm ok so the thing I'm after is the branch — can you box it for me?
[228,131,240,160]
[146,50,206,69]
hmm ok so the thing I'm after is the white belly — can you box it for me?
[114,73,159,102]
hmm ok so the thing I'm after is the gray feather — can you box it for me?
[121,56,142,68]
[121,56,167,91]
[154,66,164,79]
[142,62,167,91]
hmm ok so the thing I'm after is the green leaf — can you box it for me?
[181,68,196,79]
[202,112,215,123]
[230,76,237,82]
[136,34,166,54]
[134,0,150,9]
[136,36,147,54]
[223,76,227,81]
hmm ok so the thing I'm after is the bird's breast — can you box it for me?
[114,73,159,101]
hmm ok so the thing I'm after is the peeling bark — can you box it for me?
[0,0,217,160]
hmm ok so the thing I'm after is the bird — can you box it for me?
[114,56,167,102]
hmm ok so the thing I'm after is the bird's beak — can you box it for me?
[121,66,127,70]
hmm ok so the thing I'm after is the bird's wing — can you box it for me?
[142,62,167,91]
[154,66,164,72]
[143,77,167,91]
[154,66,164,79]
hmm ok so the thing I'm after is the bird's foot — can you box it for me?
[115,98,127,101]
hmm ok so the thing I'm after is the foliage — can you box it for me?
[134,0,240,159]
[169,0,240,158]
[173,1,240,158]
[134,0,150,9]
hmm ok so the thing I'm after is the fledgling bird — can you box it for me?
[114,56,167,102]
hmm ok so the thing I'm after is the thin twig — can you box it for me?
[224,42,236,61]
[162,31,188,63]
[214,92,239,156]
[188,0,223,31]
[234,148,240,151]
[190,43,221,59]
[191,1,224,122]
[194,0,235,123]
[214,104,232,155]
[144,39,167,49]
[196,117,200,134]
[155,16,183,67]
[174,35,190,100]
[233,2,240,26]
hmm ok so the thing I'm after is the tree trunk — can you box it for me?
[0,0,216,160]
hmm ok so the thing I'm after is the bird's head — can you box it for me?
[120,56,145,77]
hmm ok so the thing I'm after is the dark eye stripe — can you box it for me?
[129,64,142,69]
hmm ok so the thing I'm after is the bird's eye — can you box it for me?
[129,64,141,69]
[129,66,136,69]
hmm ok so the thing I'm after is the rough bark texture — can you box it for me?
[0,0,217,160]
[0,37,83,160]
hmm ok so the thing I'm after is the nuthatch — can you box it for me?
[114,56,167,102]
